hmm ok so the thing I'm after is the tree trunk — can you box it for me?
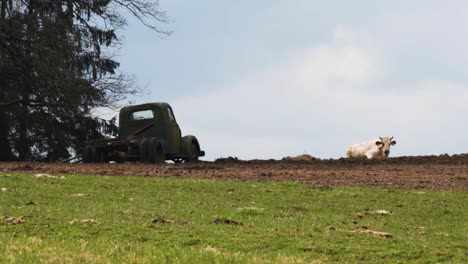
[17,99,29,161]
[1,0,6,19]
[0,111,11,161]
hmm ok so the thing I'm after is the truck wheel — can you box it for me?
[82,146,91,163]
[149,138,165,163]
[139,138,150,162]
[82,146,98,163]
[185,142,199,163]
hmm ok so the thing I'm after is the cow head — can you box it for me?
[375,136,397,157]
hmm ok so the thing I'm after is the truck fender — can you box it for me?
[181,136,199,156]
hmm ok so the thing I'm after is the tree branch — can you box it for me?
[0,99,24,108]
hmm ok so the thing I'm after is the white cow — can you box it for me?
[346,136,397,159]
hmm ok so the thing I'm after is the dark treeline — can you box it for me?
[0,0,168,161]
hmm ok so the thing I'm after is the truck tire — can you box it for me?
[184,142,200,163]
[82,145,98,163]
[138,138,150,162]
[149,138,165,163]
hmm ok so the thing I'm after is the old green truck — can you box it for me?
[82,102,205,163]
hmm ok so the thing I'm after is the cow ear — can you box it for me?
[375,141,383,146]
[391,140,397,145]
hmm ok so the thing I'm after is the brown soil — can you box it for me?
[1,154,468,190]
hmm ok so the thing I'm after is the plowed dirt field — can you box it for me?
[1,154,468,190]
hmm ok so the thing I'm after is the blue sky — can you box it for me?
[109,1,468,160]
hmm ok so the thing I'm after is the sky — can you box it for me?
[109,0,468,160]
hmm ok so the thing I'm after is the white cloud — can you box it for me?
[113,2,468,161]
[169,27,468,161]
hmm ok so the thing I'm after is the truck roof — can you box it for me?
[120,102,170,113]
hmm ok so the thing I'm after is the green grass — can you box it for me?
[0,172,466,263]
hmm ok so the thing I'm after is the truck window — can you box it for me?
[131,110,154,120]
[167,108,176,121]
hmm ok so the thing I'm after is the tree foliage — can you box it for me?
[0,0,168,161]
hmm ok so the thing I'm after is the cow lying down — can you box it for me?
[346,136,397,159]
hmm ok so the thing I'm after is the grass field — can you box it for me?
[1,172,466,263]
